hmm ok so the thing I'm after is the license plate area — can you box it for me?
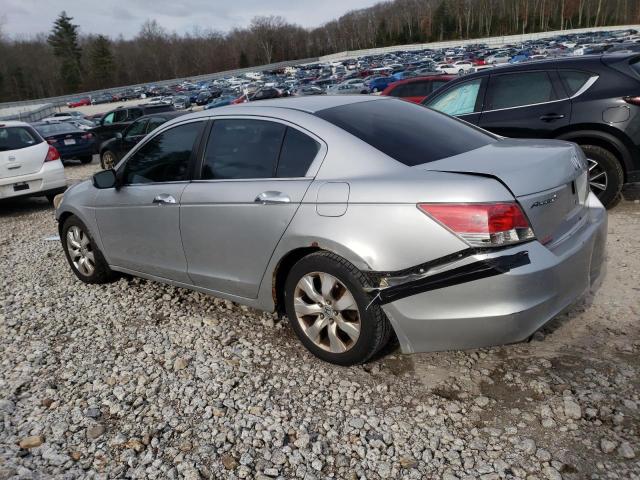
[13,182,29,192]
[64,139,76,145]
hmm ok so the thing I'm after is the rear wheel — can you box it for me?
[284,251,392,365]
[61,216,118,284]
[579,144,623,208]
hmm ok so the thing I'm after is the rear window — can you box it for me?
[315,99,495,167]
[34,123,79,136]
[0,126,42,151]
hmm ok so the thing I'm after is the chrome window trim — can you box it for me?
[568,74,599,99]
[481,73,599,114]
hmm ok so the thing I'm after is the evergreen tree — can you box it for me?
[47,11,82,92]
[88,35,115,88]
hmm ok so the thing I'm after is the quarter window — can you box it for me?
[202,119,285,180]
[558,70,593,96]
[125,119,147,138]
[486,72,557,110]
[276,128,320,177]
[122,122,203,184]
[428,79,482,116]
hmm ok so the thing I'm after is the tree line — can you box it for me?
[0,0,638,102]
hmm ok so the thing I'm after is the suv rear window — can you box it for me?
[316,99,495,167]
[0,126,42,151]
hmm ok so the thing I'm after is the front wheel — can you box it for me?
[61,216,119,284]
[579,144,623,208]
[284,251,392,365]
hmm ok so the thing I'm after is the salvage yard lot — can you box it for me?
[1,160,639,479]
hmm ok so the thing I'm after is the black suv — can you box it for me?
[424,53,640,207]
[91,104,175,145]
[99,111,187,169]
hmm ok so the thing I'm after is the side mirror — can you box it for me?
[92,169,117,189]
[115,132,123,139]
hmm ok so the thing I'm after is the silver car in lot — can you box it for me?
[55,96,607,365]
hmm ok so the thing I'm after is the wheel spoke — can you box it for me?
[298,275,323,303]
[80,231,90,247]
[67,230,80,249]
[327,323,347,353]
[590,181,607,191]
[319,273,336,301]
[590,171,606,181]
[336,315,360,342]
[294,298,322,317]
[304,316,329,343]
[334,290,356,312]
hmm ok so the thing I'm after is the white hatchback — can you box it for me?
[0,121,66,201]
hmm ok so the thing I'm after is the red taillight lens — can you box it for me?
[81,133,93,139]
[417,202,535,247]
[46,137,57,145]
[623,96,640,106]
[45,145,60,162]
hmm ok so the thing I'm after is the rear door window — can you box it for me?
[0,126,42,151]
[486,71,557,110]
[113,110,128,123]
[202,119,286,179]
[558,70,594,96]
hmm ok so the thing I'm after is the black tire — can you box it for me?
[80,155,93,164]
[100,150,117,170]
[284,251,392,365]
[61,216,119,284]
[579,144,623,208]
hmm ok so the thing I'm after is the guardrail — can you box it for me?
[0,57,319,111]
[318,24,640,61]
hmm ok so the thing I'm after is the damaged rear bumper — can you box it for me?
[376,193,607,354]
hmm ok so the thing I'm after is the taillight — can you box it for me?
[81,133,93,139]
[46,137,57,145]
[623,96,640,106]
[45,145,60,162]
[418,202,535,247]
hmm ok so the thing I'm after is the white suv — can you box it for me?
[0,121,66,202]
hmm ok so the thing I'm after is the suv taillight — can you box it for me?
[418,202,535,247]
[623,96,640,106]
[45,145,61,162]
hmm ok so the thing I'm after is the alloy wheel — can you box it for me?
[293,272,361,354]
[588,158,608,194]
[66,226,95,276]
[102,151,116,169]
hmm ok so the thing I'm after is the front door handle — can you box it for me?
[153,193,176,205]
[254,191,291,204]
[539,114,565,121]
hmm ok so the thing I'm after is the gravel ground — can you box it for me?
[1,159,639,480]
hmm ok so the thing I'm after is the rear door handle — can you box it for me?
[152,193,176,205]
[254,191,291,204]
[539,114,565,121]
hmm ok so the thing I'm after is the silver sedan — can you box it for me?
[55,96,607,365]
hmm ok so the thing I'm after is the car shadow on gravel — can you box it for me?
[0,197,53,216]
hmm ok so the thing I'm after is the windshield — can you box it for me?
[315,99,495,166]
[0,126,42,151]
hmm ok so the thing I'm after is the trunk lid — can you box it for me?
[419,138,590,246]
[0,126,48,179]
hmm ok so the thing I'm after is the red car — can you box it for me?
[66,97,91,108]
[380,75,455,104]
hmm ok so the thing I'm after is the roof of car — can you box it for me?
[387,74,455,87]
[230,95,387,113]
[0,120,31,127]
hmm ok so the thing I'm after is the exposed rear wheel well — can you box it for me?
[273,247,321,316]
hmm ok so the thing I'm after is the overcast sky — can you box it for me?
[1,0,381,39]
